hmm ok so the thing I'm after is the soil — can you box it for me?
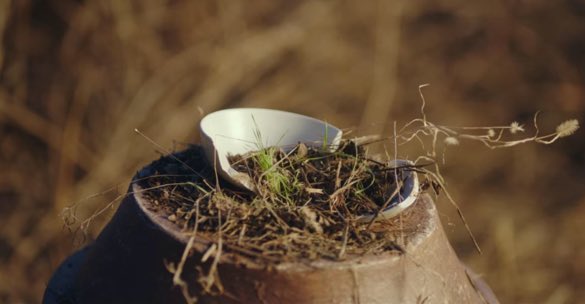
[138,140,428,264]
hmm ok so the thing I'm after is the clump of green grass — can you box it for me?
[250,118,302,205]
[253,145,301,203]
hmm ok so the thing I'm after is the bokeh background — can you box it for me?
[1,1,584,303]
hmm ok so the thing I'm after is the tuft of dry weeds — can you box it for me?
[139,140,418,264]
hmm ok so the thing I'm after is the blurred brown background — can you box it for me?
[1,1,584,303]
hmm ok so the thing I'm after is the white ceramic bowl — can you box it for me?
[199,108,418,220]
[199,108,343,190]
